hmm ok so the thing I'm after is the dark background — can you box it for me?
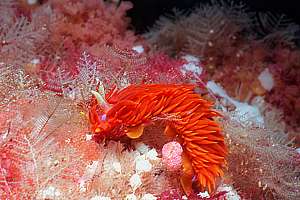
[127,0,300,33]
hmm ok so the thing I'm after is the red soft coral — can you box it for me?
[48,0,138,54]
[267,62,300,140]
[145,53,186,83]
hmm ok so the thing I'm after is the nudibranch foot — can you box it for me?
[125,124,144,139]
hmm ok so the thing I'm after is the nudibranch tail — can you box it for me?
[157,85,227,193]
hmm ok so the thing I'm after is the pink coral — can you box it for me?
[146,53,186,83]
[267,49,300,137]
[46,0,138,55]
[162,141,183,171]
[159,189,182,200]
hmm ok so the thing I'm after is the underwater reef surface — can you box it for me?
[0,0,299,199]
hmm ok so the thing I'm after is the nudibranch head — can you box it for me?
[88,95,112,138]
[88,109,119,140]
[88,88,126,140]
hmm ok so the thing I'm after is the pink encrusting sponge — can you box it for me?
[162,141,183,171]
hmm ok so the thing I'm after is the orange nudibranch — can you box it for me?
[88,83,227,194]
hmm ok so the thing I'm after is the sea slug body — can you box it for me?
[88,84,227,194]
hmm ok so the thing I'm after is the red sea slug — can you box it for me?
[88,83,227,194]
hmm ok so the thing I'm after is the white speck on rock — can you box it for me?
[120,76,130,88]
[135,143,150,154]
[1,129,9,140]
[130,150,141,158]
[112,161,122,173]
[296,148,300,154]
[181,63,203,76]
[207,80,264,126]
[181,54,203,77]
[206,81,231,101]
[141,193,157,200]
[217,184,241,200]
[90,196,111,200]
[233,101,264,126]
[132,45,144,53]
[258,68,274,91]
[85,161,99,177]
[31,58,40,64]
[182,54,200,63]
[146,149,158,160]
[135,156,152,173]
[39,186,61,199]
[129,173,142,191]
[85,133,93,141]
[27,0,38,5]
[79,161,99,192]
[198,191,210,198]
[79,180,86,193]
[125,194,137,200]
